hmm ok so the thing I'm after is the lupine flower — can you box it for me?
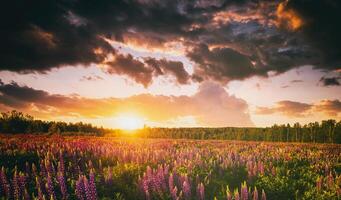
[226,185,232,200]
[253,187,259,200]
[57,171,68,200]
[196,182,205,200]
[182,178,191,199]
[234,189,240,200]
[170,186,178,200]
[83,176,92,200]
[75,176,85,200]
[169,173,174,192]
[240,181,248,200]
[261,190,266,200]
[46,174,56,200]
[0,167,10,198]
[89,170,97,200]
[12,170,20,199]
[35,176,44,200]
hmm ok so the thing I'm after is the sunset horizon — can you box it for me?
[0,0,340,129]
[0,1,341,199]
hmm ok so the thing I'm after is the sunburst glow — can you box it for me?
[113,114,145,130]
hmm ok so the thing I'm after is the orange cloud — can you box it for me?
[256,99,341,118]
[276,0,304,31]
[0,80,253,127]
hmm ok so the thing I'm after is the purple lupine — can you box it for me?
[32,164,38,178]
[182,179,191,199]
[12,170,20,199]
[35,176,45,200]
[18,172,27,198]
[45,174,56,200]
[89,170,97,200]
[83,176,92,200]
[59,151,65,174]
[196,183,205,200]
[75,176,85,200]
[261,190,266,200]
[23,189,30,200]
[0,167,10,198]
[57,172,68,200]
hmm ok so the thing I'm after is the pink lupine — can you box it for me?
[240,181,248,200]
[182,178,191,199]
[261,190,266,200]
[327,173,334,189]
[234,189,240,200]
[169,173,174,192]
[196,182,205,200]
[170,186,178,200]
[253,187,258,200]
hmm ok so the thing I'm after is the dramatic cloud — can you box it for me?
[314,100,341,117]
[0,80,253,127]
[279,0,341,69]
[256,101,312,117]
[106,54,191,87]
[1,0,340,86]
[256,99,341,118]
[187,43,261,82]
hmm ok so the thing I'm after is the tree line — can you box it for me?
[1,110,341,143]
[0,110,106,135]
[128,120,341,143]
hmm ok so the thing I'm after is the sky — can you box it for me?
[0,0,340,128]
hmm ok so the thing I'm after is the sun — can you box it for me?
[113,115,145,130]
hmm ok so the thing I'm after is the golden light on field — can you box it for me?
[113,114,145,130]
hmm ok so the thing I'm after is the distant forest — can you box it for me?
[1,110,341,143]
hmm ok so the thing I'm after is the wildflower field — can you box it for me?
[0,134,340,200]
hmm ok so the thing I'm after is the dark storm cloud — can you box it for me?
[281,0,341,69]
[319,76,341,87]
[106,54,191,87]
[0,80,68,108]
[187,43,261,82]
[144,58,190,84]
[1,0,340,85]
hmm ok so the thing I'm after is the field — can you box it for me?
[0,134,340,200]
